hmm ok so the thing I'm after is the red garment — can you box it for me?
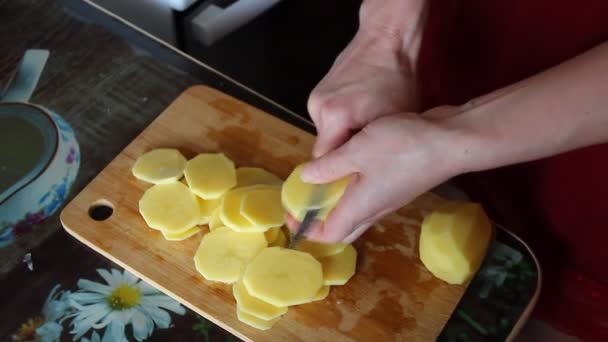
[418,1,608,340]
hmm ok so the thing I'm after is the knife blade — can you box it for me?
[288,184,327,249]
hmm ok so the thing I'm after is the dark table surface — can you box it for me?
[0,1,540,341]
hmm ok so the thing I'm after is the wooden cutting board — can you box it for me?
[61,86,467,341]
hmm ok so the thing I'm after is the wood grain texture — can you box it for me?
[61,86,466,341]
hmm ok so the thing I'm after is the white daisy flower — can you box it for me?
[38,284,73,342]
[13,284,72,342]
[42,284,73,322]
[67,268,186,341]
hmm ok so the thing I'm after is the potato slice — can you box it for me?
[312,285,330,301]
[264,227,281,244]
[194,227,267,283]
[132,148,186,184]
[161,226,200,241]
[243,247,323,306]
[316,205,334,221]
[241,187,285,229]
[296,240,347,259]
[181,177,221,225]
[281,164,350,220]
[237,308,280,330]
[184,153,236,199]
[220,186,267,232]
[419,201,492,285]
[139,182,200,232]
[208,207,223,231]
[320,244,357,285]
[233,279,287,320]
[269,230,287,248]
[236,167,282,187]
[197,197,221,225]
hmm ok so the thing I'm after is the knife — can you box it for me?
[287,184,327,249]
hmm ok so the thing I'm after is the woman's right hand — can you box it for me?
[307,0,428,157]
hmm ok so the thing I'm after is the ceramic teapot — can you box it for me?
[0,50,80,247]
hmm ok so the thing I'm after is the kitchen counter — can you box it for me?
[0,1,539,341]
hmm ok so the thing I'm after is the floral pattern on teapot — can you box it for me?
[0,110,80,247]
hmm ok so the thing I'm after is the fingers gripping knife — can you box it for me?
[287,184,327,249]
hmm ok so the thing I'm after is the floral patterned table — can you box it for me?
[0,1,539,341]
[6,233,236,342]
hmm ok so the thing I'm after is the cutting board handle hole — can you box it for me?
[89,200,114,221]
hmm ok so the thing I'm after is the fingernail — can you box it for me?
[300,163,317,183]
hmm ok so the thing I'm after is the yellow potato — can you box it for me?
[132,148,186,184]
[419,201,492,285]
[264,227,281,244]
[181,177,221,225]
[194,227,267,283]
[139,182,200,232]
[208,207,223,231]
[419,233,457,283]
[236,167,282,187]
[316,205,334,221]
[184,153,236,199]
[161,226,200,241]
[197,197,221,225]
[243,247,323,306]
[220,186,267,232]
[296,240,347,259]
[241,187,285,229]
[281,164,350,221]
[312,285,330,301]
[233,279,287,320]
[236,308,280,330]
[320,244,357,285]
[269,230,287,248]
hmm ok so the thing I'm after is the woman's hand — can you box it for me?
[291,40,608,243]
[307,0,428,157]
[287,108,466,243]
